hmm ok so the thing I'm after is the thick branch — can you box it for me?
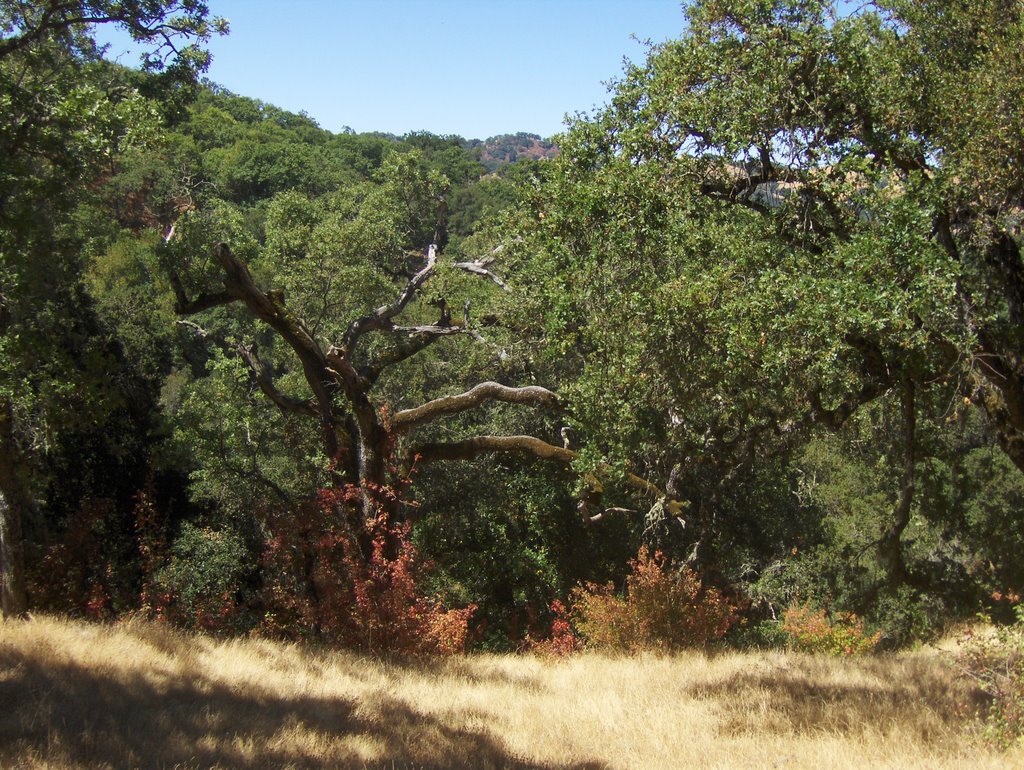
[878,377,915,585]
[360,331,444,386]
[0,291,9,337]
[393,382,560,432]
[971,339,1024,474]
[409,434,681,511]
[697,164,843,252]
[205,244,349,461]
[0,398,30,618]
[988,231,1024,325]
[585,506,638,523]
[805,334,894,429]
[412,434,575,465]
[169,271,237,315]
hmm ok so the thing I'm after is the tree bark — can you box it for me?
[392,382,559,432]
[878,378,915,586]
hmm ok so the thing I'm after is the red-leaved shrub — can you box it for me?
[569,547,740,653]
[29,497,116,616]
[258,486,474,656]
[525,600,581,657]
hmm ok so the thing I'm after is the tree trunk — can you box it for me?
[878,378,915,586]
[0,399,30,619]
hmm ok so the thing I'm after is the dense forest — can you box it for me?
[2,0,1024,662]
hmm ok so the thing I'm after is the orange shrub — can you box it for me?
[780,603,881,656]
[569,547,740,653]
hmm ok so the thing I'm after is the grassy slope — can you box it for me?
[1,615,1021,770]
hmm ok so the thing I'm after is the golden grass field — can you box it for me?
[2,615,1022,769]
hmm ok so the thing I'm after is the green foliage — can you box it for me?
[411,460,627,651]
[153,522,252,632]
[4,0,1023,653]
[168,350,323,516]
[0,2,225,617]
[729,618,791,651]
[507,0,1024,600]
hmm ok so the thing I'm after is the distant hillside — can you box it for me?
[466,132,560,172]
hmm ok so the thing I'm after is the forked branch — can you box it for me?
[339,244,439,353]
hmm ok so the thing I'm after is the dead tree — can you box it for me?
[170,238,682,559]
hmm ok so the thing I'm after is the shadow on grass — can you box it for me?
[0,631,602,770]
[688,655,987,739]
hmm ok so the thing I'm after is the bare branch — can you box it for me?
[390,323,464,336]
[174,318,211,338]
[338,243,438,353]
[393,381,560,432]
[585,506,638,524]
[452,260,510,291]
[337,240,516,360]
[236,344,318,419]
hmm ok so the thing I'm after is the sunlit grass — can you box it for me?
[1,614,1020,769]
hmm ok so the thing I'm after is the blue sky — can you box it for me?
[98,0,688,140]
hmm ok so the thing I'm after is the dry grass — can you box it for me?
[1,615,1021,769]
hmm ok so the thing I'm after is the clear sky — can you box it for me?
[98,0,688,140]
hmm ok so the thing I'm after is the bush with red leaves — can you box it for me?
[258,486,474,656]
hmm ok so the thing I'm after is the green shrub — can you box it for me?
[728,618,790,650]
[154,522,252,632]
[869,584,947,649]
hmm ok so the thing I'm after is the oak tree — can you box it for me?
[512,0,1024,574]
